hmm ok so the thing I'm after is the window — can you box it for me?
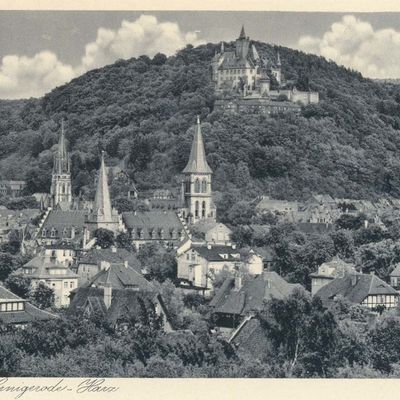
[201,179,207,193]
[0,303,6,312]
[51,228,56,238]
[42,229,47,237]
[195,178,201,193]
[186,254,190,260]
[202,201,206,218]
[64,282,68,288]
[70,282,74,289]
[195,201,199,218]
[6,303,12,311]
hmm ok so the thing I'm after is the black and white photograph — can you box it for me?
[2,1,400,383]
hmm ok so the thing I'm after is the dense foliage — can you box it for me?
[1,42,400,213]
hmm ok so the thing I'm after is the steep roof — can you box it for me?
[68,286,168,327]
[88,263,153,291]
[40,210,87,237]
[239,25,246,39]
[210,271,302,315]
[78,248,140,270]
[0,285,57,325]
[182,117,212,174]
[93,152,113,221]
[310,257,356,279]
[316,274,399,306]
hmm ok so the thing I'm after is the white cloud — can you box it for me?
[0,51,75,99]
[80,15,204,71]
[298,15,400,79]
[0,14,204,99]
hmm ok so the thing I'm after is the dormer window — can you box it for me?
[50,228,57,238]
[42,229,47,237]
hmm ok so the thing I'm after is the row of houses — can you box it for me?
[254,194,400,226]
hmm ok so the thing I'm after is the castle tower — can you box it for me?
[50,120,72,209]
[87,151,119,233]
[235,25,250,60]
[181,117,216,224]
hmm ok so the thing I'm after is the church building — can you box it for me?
[180,117,216,224]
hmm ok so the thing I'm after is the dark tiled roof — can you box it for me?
[210,272,302,315]
[316,274,399,306]
[230,316,270,359]
[40,210,87,239]
[122,210,186,241]
[191,245,240,262]
[78,248,140,270]
[88,263,153,291]
[0,285,57,325]
[68,286,161,326]
[218,52,255,69]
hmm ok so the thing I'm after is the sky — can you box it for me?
[1,11,400,99]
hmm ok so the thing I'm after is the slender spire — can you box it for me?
[221,41,224,53]
[276,51,281,66]
[54,119,69,174]
[239,25,246,39]
[93,151,113,221]
[182,117,212,174]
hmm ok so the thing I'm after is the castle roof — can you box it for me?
[39,209,87,239]
[239,25,246,39]
[182,117,212,174]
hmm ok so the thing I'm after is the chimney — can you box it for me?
[364,219,369,229]
[231,244,236,250]
[100,261,110,271]
[207,244,212,249]
[124,260,128,268]
[351,275,358,287]
[111,245,117,253]
[234,274,243,291]
[103,284,112,309]
[71,226,75,239]
[370,271,375,275]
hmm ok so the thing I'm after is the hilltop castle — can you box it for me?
[212,26,319,115]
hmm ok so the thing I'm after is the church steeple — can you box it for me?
[182,116,212,174]
[50,119,72,208]
[181,117,216,224]
[93,151,113,221]
[87,151,120,233]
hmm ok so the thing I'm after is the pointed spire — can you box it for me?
[93,151,113,221]
[276,51,281,66]
[182,117,212,174]
[54,119,69,174]
[239,25,246,39]
[221,41,224,53]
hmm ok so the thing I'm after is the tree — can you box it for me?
[115,232,135,252]
[4,274,31,298]
[259,288,340,377]
[94,228,115,249]
[30,282,55,309]
[335,214,366,230]
[0,252,16,281]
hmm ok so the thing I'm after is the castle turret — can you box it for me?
[235,25,250,60]
[181,117,216,223]
[50,120,72,208]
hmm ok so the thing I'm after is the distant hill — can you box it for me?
[1,41,400,217]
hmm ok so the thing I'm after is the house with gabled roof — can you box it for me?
[316,273,399,310]
[76,246,140,285]
[0,284,57,327]
[310,256,357,295]
[69,262,173,332]
[209,271,303,329]
[390,264,400,290]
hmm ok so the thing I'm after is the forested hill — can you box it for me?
[1,41,400,210]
